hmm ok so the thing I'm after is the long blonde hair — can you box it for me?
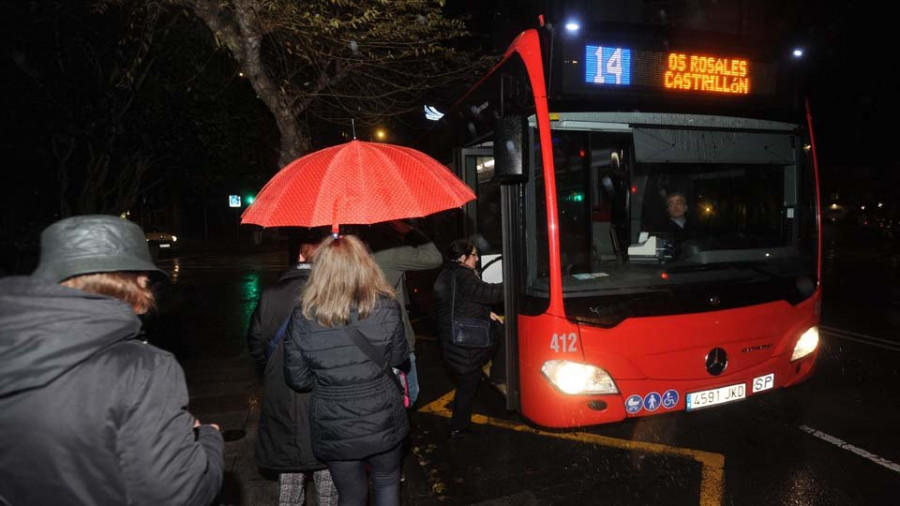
[301,235,394,327]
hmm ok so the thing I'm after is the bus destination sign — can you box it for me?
[580,44,776,97]
[664,53,748,94]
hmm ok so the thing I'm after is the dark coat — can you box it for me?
[665,215,698,244]
[372,240,442,351]
[247,265,309,370]
[246,264,325,472]
[433,263,504,375]
[0,277,224,506]
[283,296,409,462]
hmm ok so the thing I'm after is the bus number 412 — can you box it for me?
[550,333,578,353]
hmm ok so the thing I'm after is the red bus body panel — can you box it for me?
[518,292,820,428]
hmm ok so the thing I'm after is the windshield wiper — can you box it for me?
[661,260,790,280]
[661,263,731,274]
[743,261,794,280]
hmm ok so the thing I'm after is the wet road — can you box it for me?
[148,232,900,505]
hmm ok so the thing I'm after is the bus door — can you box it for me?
[455,146,522,410]
[456,147,499,253]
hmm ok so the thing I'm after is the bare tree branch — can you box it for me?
[99,0,490,167]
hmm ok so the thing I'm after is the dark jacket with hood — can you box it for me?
[283,296,408,462]
[0,276,223,506]
[433,262,504,375]
[246,263,324,471]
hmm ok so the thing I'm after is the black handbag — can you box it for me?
[449,270,492,349]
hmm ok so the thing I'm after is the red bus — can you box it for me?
[423,23,821,428]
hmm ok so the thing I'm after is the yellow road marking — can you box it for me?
[419,390,724,506]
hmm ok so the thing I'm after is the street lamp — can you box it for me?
[374,128,387,141]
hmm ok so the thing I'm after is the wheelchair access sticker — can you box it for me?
[662,389,679,409]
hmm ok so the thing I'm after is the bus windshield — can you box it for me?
[526,115,818,304]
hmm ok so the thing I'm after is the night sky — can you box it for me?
[800,3,897,161]
[784,1,898,203]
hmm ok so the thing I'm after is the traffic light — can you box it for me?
[566,192,584,202]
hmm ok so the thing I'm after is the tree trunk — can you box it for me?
[190,0,310,170]
[273,102,309,168]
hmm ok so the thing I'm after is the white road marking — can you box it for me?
[819,326,900,352]
[799,425,900,474]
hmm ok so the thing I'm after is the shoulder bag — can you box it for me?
[450,269,493,349]
[346,324,410,408]
[264,315,291,361]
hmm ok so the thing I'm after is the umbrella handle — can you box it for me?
[331,195,344,238]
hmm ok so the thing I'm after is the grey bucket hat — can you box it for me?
[33,215,167,283]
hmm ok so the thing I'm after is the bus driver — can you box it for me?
[665,191,694,244]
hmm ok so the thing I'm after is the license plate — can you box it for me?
[752,373,775,393]
[686,383,746,411]
[159,243,171,248]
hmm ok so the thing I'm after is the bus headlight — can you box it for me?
[540,360,618,395]
[791,326,819,362]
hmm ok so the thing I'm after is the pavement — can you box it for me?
[180,327,447,506]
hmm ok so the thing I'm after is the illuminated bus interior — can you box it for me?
[522,112,817,325]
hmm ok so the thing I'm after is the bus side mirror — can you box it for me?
[493,116,528,184]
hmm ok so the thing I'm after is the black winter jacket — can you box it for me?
[247,265,308,370]
[433,263,504,375]
[664,215,698,245]
[0,277,223,506]
[246,264,325,472]
[284,297,408,462]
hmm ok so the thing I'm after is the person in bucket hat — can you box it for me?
[0,215,224,506]
[32,214,167,283]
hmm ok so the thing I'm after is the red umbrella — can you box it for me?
[241,140,475,233]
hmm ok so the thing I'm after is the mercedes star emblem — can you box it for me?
[705,347,728,376]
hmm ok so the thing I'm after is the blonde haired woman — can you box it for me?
[284,235,409,506]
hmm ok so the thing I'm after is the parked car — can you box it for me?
[145,229,177,258]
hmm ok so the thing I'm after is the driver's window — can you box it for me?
[588,134,630,267]
[552,131,631,275]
